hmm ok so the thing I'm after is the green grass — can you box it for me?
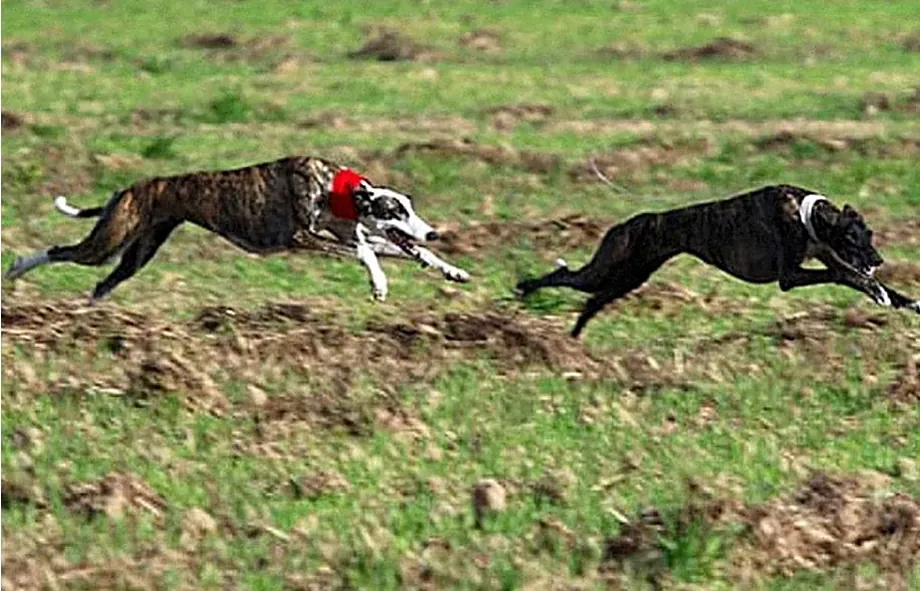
[3,0,920,589]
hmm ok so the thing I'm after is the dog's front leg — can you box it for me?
[414,247,470,283]
[812,247,904,308]
[364,237,470,283]
[355,227,388,302]
[780,265,895,307]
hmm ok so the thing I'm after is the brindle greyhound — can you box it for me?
[5,156,470,301]
[517,184,919,337]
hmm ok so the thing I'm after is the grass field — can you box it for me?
[2,1,920,588]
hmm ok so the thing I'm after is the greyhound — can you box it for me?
[518,184,919,337]
[5,156,470,301]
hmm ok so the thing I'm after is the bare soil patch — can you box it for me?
[739,473,920,576]
[391,138,561,174]
[602,486,740,584]
[568,138,715,184]
[63,472,167,523]
[754,130,920,158]
[348,28,435,62]
[458,29,503,54]
[483,103,554,131]
[663,37,757,61]
[179,33,292,67]
[2,110,26,131]
[876,218,920,248]
[886,354,919,407]
[876,261,920,286]
[181,33,239,50]
[902,31,920,53]
[438,214,606,258]
[602,473,920,584]
[861,89,920,116]
[1,299,601,421]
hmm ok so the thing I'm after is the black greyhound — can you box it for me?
[518,184,919,337]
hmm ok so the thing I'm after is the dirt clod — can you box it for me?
[63,473,166,522]
[181,33,238,49]
[2,110,25,131]
[663,37,756,61]
[349,29,429,62]
[458,29,503,53]
[472,479,507,526]
[887,354,920,406]
[291,471,351,500]
[902,31,920,53]
[483,103,554,131]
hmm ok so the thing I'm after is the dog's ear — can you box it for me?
[841,204,861,221]
[352,184,373,215]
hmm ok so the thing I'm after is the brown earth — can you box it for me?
[458,29,503,54]
[754,130,920,158]
[63,472,168,523]
[886,353,919,407]
[0,299,601,424]
[348,28,435,62]
[568,138,716,184]
[390,138,561,174]
[438,214,606,258]
[663,37,757,61]
[738,473,920,577]
[179,32,294,69]
[876,261,920,286]
[482,103,554,131]
[601,473,920,585]
[2,110,26,131]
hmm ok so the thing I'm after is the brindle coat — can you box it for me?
[518,184,919,337]
[5,156,468,300]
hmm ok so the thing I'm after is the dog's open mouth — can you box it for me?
[386,228,418,255]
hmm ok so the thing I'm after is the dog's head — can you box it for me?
[816,203,883,275]
[330,169,438,254]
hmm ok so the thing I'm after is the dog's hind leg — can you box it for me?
[90,220,179,301]
[516,263,580,296]
[6,191,138,281]
[518,213,668,297]
[569,261,662,337]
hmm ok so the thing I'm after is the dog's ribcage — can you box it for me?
[144,157,335,252]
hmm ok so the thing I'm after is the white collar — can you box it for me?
[799,194,827,242]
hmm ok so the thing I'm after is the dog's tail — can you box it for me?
[54,195,104,219]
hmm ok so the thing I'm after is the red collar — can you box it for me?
[329,168,368,221]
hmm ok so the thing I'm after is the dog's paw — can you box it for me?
[907,300,920,314]
[442,266,470,283]
[872,285,892,308]
[371,285,387,302]
[4,258,24,281]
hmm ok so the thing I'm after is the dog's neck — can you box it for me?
[328,168,368,221]
[799,194,828,242]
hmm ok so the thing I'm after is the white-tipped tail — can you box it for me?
[54,196,83,217]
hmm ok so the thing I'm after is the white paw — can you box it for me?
[443,266,470,283]
[555,258,569,269]
[908,301,920,313]
[874,286,892,307]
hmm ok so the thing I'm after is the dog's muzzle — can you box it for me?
[386,228,419,254]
